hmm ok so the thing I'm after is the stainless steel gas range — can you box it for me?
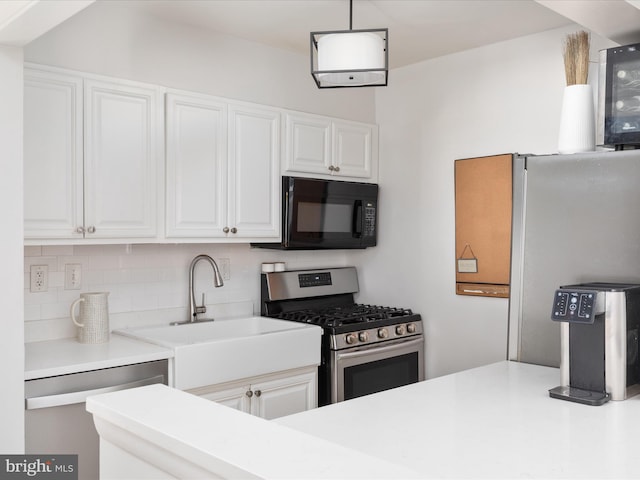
[261,267,425,406]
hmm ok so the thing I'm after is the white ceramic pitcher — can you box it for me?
[70,292,110,344]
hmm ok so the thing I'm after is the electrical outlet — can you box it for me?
[30,265,48,293]
[218,258,231,281]
[65,263,82,290]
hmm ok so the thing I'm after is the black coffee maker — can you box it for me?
[548,282,640,406]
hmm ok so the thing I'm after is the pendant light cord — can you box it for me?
[349,0,353,30]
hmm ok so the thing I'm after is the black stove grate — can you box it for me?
[274,304,415,329]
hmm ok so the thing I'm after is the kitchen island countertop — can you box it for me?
[87,360,640,478]
[278,360,639,478]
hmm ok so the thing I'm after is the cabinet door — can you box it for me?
[84,79,161,238]
[284,113,332,176]
[332,120,375,179]
[195,384,251,413]
[165,93,227,238]
[250,370,317,420]
[227,104,280,239]
[24,69,84,239]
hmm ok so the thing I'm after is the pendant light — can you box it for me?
[310,0,388,88]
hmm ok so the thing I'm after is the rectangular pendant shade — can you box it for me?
[311,28,388,88]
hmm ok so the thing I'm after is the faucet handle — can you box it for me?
[194,293,207,315]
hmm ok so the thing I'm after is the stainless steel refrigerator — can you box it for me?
[508,150,640,367]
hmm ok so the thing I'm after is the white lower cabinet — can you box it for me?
[187,366,317,420]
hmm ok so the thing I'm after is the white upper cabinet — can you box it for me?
[24,66,163,242]
[24,69,83,239]
[284,113,332,175]
[284,112,378,182]
[165,92,228,237]
[227,103,280,239]
[332,120,376,179]
[165,92,280,241]
[24,64,377,245]
[84,79,162,238]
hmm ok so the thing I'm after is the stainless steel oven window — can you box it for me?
[330,336,425,403]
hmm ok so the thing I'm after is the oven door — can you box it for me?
[330,336,425,403]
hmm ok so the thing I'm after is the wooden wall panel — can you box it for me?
[455,154,512,298]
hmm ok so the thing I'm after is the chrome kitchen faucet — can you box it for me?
[173,254,224,325]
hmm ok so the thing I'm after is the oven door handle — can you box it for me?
[337,336,424,361]
[25,374,165,410]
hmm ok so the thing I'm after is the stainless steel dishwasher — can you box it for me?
[25,360,168,480]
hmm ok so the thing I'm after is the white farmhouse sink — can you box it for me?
[115,317,322,390]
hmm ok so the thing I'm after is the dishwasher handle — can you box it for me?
[25,374,165,410]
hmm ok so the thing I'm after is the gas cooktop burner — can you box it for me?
[275,304,417,331]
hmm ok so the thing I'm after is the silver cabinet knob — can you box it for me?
[87,226,96,234]
[230,227,237,234]
[334,166,340,172]
[75,226,85,234]
[328,165,335,171]
[254,390,261,397]
[223,227,230,233]
[246,390,253,398]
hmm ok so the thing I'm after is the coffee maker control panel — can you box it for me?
[551,290,602,323]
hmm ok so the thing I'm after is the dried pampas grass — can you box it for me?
[563,31,590,85]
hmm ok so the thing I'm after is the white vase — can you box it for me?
[558,84,595,154]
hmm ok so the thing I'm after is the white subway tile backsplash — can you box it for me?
[24,304,41,322]
[24,246,42,257]
[24,290,58,305]
[84,269,104,286]
[157,292,184,310]
[42,301,74,320]
[24,243,351,341]
[42,245,74,256]
[56,255,89,272]
[49,271,64,288]
[24,256,57,272]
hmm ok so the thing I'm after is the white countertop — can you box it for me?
[278,361,640,478]
[87,383,421,479]
[25,335,173,380]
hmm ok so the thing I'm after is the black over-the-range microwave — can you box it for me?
[252,176,378,250]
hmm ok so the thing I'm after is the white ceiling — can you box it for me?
[2,1,640,65]
[123,0,640,69]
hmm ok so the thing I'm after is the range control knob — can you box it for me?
[407,323,416,334]
[358,331,369,343]
[377,328,389,339]
[395,325,406,336]
[345,333,357,345]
